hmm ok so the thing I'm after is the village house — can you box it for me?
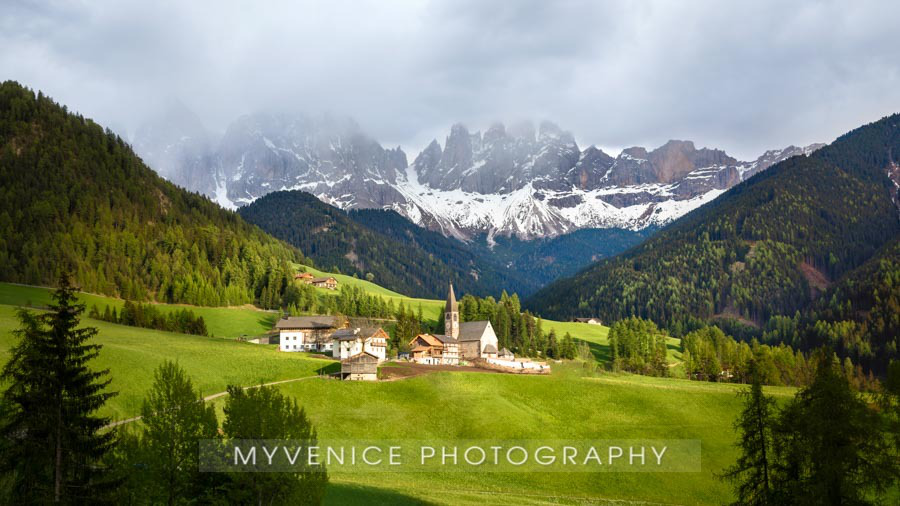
[310,276,338,290]
[332,327,388,362]
[276,316,346,352]
[444,284,499,360]
[340,352,380,381]
[574,317,603,325]
[408,333,460,365]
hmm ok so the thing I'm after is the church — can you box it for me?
[409,284,499,364]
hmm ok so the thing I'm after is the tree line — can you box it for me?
[458,291,578,359]
[88,300,209,336]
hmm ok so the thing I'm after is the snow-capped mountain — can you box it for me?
[132,110,822,241]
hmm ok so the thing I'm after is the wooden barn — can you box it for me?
[341,352,380,381]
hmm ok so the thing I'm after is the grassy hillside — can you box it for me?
[258,364,796,505]
[0,304,332,420]
[0,282,278,339]
[0,279,637,366]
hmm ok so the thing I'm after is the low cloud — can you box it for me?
[2,0,899,158]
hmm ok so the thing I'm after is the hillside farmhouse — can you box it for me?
[332,327,388,361]
[574,317,603,325]
[310,276,338,289]
[409,284,498,365]
[276,316,346,352]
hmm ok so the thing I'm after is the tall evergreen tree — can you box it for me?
[0,276,116,503]
[719,361,775,505]
[139,361,219,505]
[771,353,895,504]
[222,385,328,505]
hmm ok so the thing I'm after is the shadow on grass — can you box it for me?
[317,362,341,376]
[579,339,611,364]
[258,313,279,329]
[325,482,436,505]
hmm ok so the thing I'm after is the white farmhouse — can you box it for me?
[332,327,388,362]
[276,316,344,352]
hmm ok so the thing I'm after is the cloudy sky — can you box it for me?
[2,0,899,159]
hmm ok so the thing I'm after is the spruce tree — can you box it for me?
[0,276,116,503]
[719,360,775,505]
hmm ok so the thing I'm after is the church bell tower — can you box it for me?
[445,283,459,339]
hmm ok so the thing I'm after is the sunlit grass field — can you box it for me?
[250,362,796,505]
[0,282,279,339]
[0,280,716,504]
[0,304,333,420]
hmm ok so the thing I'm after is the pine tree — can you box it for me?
[0,275,117,503]
[719,361,775,505]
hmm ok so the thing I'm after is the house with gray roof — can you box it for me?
[276,315,346,353]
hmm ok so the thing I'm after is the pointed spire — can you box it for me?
[446,283,458,314]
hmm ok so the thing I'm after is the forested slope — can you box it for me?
[238,190,534,298]
[528,113,900,342]
[0,81,304,306]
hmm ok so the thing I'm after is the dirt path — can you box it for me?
[105,375,325,429]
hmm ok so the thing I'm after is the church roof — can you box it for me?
[445,284,458,313]
[458,321,490,342]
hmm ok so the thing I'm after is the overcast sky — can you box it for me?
[3,0,899,159]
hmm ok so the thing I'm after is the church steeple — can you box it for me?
[445,283,459,338]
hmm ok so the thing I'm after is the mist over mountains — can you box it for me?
[132,103,822,242]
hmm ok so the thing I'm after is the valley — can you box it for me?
[1,80,898,505]
[0,280,776,505]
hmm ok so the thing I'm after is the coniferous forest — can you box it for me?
[238,190,535,298]
[528,114,900,372]
[0,81,305,307]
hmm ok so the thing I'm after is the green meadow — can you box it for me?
[0,281,756,504]
[0,303,334,421]
[257,364,795,505]
[0,282,279,339]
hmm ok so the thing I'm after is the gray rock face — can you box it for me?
[133,110,821,240]
[213,113,408,208]
[414,120,580,194]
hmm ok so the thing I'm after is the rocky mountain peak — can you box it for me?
[133,111,820,241]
